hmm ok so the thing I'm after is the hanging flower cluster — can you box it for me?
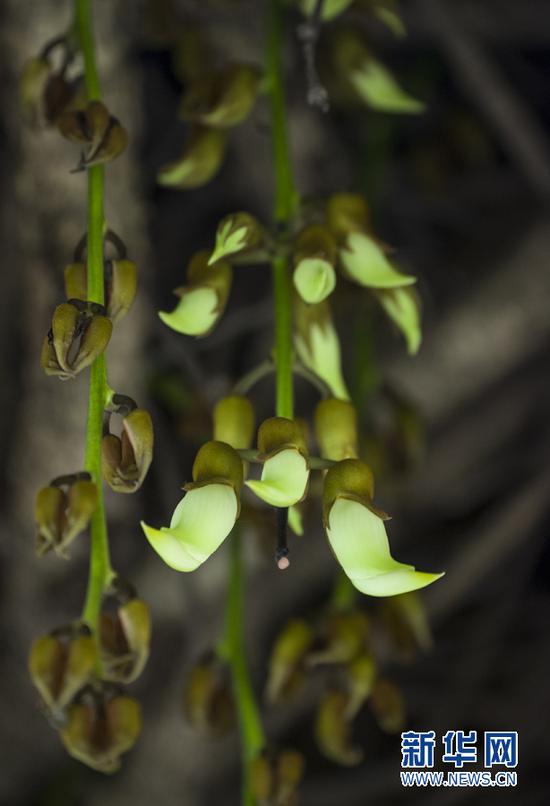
[23,15,152,773]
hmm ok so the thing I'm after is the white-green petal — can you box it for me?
[158,287,219,336]
[326,498,443,597]
[350,59,425,114]
[376,287,422,354]
[295,322,350,400]
[340,232,416,289]
[246,449,309,507]
[293,258,336,304]
[141,483,238,572]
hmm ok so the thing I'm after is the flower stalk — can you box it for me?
[75,0,114,633]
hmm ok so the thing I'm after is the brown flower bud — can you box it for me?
[41,302,112,380]
[100,598,151,684]
[344,650,377,718]
[180,64,261,129]
[183,652,235,736]
[35,478,98,557]
[315,689,363,766]
[19,56,75,128]
[369,677,405,733]
[58,101,128,169]
[266,619,314,704]
[250,749,305,806]
[102,408,154,493]
[208,212,263,265]
[64,259,138,324]
[308,610,370,667]
[60,692,141,773]
[29,629,98,715]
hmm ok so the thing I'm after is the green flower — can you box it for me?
[245,418,310,508]
[294,296,350,400]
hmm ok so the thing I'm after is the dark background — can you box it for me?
[0,1,549,804]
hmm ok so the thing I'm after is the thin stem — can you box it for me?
[267,0,298,420]
[218,532,265,806]
[75,0,113,632]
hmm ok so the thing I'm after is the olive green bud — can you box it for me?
[314,398,358,461]
[315,689,363,766]
[41,302,112,380]
[64,262,87,301]
[66,259,139,323]
[29,629,98,715]
[277,750,306,803]
[332,29,424,114]
[183,652,234,736]
[294,296,350,401]
[308,610,369,666]
[344,650,377,718]
[60,692,141,773]
[250,752,274,802]
[381,591,433,659]
[102,408,154,493]
[250,748,305,806]
[246,418,310,509]
[19,56,74,128]
[213,395,255,450]
[322,459,376,524]
[188,440,244,495]
[157,126,227,189]
[35,478,98,557]
[326,193,371,241]
[208,212,263,265]
[57,101,128,169]
[266,619,314,704]
[159,249,232,337]
[292,224,337,304]
[180,64,261,129]
[100,598,151,684]
[369,677,405,733]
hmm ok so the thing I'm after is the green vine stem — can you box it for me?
[75,0,114,632]
[267,0,298,420]
[218,531,265,806]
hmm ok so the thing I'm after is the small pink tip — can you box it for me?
[277,556,290,571]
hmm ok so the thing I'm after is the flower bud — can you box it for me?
[375,286,422,354]
[35,478,98,557]
[102,408,154,493]
[159,249,232,337]
[326,193,371,240]
[266,619,314,704]
[208,212,263,265]
[315,690,363,766]
[369,678,405,733]
[344,651,377,718]
[29,629,98,715]
[183,652,234,736]
[213,395,255,449]
[41,302,112,380]
[180,64,261,129]
[19,56,74,128]
[250,749,305,806]
[57,101,128,168]
[294,296,350,400]
[157,126,227,189]
[333,30,425,114]
[64,262,87,301]
[314,398,358,461]
[381,591,433,659]
[60,692,141,773]
[107,260,138,323]
[323,459,444,596]
[100,598,151,683]
[292,225,337,304]
[308,610,369,666]
[142,441,242,572]
[246,418,309,508]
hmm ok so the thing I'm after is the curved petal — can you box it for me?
[159,287,219,336]
[327,498,443,597]
[293,258,336,304]
[295,320,350,401]
[340,232,416,289]
[376,286,422,355]
[141,484,237,571]
[288,505,304,536]
[246,449,309,507]
[350,59,425,114]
